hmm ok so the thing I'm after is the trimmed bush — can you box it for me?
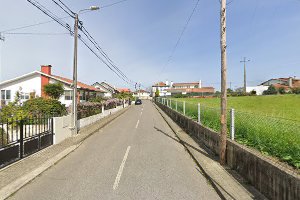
[22,97,67,116]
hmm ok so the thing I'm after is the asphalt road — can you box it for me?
[9,100,220,200]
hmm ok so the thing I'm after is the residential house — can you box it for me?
[167,80,214,96]
[151,81,171,97]
[92,81,118,98]
[0,65,105,107]
[133,89,151,99]
[260,77,300,92]
[117,88,131,93]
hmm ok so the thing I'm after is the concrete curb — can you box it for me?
[0,145,79,200]
[0,106,130,200]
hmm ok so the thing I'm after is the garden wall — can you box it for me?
[53,104,128,144]
[156,102,300,200]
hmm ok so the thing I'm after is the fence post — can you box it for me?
[175,101,178,111]
[167,99,169,107]
[170,99,172,109]
[183,101,186,115]
[198,103,201,124]
[102,105,104,113]
[230,108,235,140]
[20,119,24,159]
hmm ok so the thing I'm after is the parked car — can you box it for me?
[135,99,142,105]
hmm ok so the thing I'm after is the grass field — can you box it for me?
[162,95,300,169]
[178,95,300,121]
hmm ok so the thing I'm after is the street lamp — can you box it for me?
[72,6,99,134]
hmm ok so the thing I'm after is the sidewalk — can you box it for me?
[0,106,129,200]
[154,104,267,200]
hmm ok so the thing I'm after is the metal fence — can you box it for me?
[156,97,300,169]
[0,116,53,168]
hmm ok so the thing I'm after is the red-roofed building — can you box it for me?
[151,80,214,97]
[0,65,105,107]
[117,88,131,93]
[260,77,300,92]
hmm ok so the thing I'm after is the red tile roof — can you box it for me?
[173,82,199,87]
[153,82,167,87]
[166,87,214,93]
[117,88,131,93]
[51,75,104,92]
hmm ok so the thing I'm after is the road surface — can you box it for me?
[9,100,220,200]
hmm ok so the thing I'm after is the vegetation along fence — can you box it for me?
[0,116,53,168]
[157,97,300,169]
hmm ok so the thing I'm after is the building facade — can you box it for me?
[0,65,104,107]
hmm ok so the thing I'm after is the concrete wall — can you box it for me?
[156,102,300,200]
[78,105,127,129]
[53,104,128,144]
[53,115,72,144]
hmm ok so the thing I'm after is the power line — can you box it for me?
[27,0,135,86]
[101,0,130,8]
[4,32,69,35]
[51,0,74,18]
[51,0,134,84]
[160,0,200,75]
[0,0,130,34]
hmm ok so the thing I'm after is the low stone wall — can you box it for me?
[156,102,300,200]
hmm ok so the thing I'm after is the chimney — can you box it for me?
[199,80,202,88]
[288,77,293,87]
[41,65,52,97]
[41,65,52,75]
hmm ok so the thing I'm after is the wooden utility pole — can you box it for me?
[220,0,227,165]
[240,57,250,93]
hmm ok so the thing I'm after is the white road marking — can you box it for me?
[113,146,131,190]
[140,111,143,116]
[135,120,140,129]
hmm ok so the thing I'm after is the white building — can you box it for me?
[245,86,269,95]
[0,65,105,107]
[133,90,151,99]
[151,81,171,97]
[92,81,118,98]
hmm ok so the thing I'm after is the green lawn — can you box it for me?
[162,95,300,170]
[177,95,300,121]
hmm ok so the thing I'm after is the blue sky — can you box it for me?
[0,0,300,90]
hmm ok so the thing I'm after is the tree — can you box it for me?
[227,88,233,94]
[155,88,160,97]
[278,87,286,94]
[44,83,64,99]
[263,85,277,95]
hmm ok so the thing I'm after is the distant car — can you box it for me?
[135,99,142,105]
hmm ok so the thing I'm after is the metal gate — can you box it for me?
[0,116,53,168]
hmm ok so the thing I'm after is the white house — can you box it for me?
[151,81,171,97]
[92,81,118,98]
[133,90,151,99]
[246,86,269,95]
[0,65,105,107]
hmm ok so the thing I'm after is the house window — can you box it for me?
[20,93,30,100]
[1,90,11,100]
[80,91,86,100]
[65,91,73,100]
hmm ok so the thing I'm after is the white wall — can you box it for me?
[0,73,41,105]
[53,115,73,144]
[246,86,269,95]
